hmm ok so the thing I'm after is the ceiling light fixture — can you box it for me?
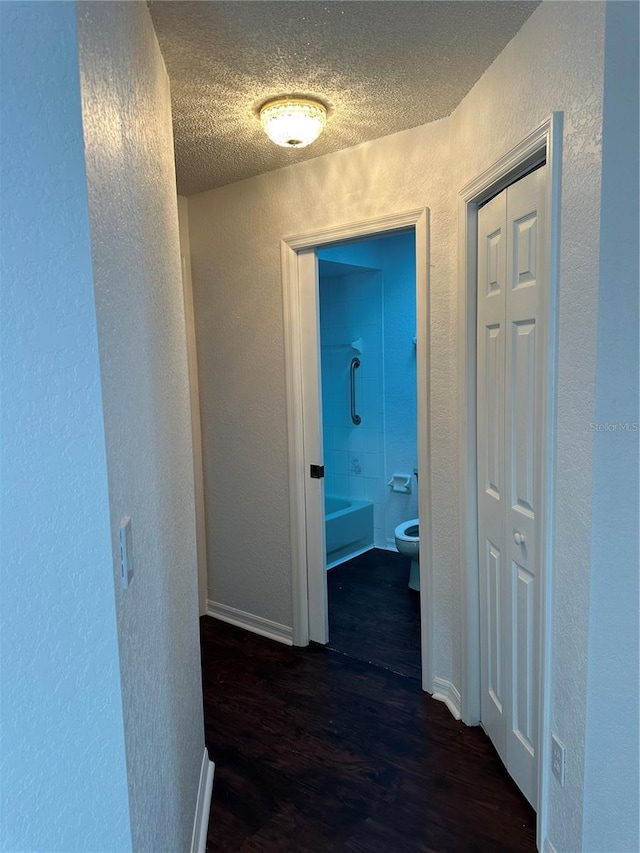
[259,97,327,148]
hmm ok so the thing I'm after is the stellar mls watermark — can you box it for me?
[589,421,638,433]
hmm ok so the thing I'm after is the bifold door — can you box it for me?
[477,165,547,807]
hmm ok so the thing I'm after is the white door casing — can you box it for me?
[281,208,433,692]
[298,248,328,644]
[477,166,547,807]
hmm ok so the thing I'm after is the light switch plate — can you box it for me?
[119,517,134,589]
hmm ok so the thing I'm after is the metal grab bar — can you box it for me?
[350,357,362,425]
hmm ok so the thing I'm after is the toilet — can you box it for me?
[394,519,420,591]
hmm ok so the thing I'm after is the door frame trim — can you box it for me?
[281,208,434,692]
[177,197,209,617]
[457,113,563,845]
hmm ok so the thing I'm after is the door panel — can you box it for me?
[478,165,547,808]
[513,213,538,289]
[504,167,545,805]
[513,561,536,753]
[485,325,503,500]
[487,541,503,714]
[477,190,507,763]
[511,320,536,517]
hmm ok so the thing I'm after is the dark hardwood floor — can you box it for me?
[202,605,536,852]
[327,548,421,680]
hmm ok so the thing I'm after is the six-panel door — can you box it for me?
[477,166,547,808]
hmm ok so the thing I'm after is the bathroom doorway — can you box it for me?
[317,233,421,678]
[281,208,434,693]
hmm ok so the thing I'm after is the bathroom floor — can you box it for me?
[327,548,421,680]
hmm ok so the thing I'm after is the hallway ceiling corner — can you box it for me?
[149,0,540,196]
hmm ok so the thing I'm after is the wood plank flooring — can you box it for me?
[202,602,536,851]
[327,549,421,680]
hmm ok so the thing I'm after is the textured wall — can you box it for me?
[0,3,131,850]
[188,117,453,653]
[583,2,639,849]
[77,3,205,850]
[450,2,606,849]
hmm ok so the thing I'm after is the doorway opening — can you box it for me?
[281,208,433,692]
[317,232,421,680]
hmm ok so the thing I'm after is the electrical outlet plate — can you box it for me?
[551,734,565,786]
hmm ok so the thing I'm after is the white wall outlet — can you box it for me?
[119,516,134,590]
[551,734,565,786]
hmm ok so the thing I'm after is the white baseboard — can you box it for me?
[207,600,293,646]
[432,676,462,720]
[190,747,215,853]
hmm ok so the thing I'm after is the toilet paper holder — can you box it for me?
[388,473,412,494]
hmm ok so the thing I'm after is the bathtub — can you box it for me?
[324,496,374,568]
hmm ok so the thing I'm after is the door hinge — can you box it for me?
[310,464,325,479]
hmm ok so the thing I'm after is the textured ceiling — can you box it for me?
[149,1,540,196]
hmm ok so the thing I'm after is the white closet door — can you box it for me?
[477,166,547,808]
[503,166,546,805]
[477,189,508,766]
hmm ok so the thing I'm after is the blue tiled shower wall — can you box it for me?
[318,231,417,549]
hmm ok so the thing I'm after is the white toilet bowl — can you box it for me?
[394,518,420,591]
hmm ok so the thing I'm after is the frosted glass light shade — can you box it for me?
[259,98,327,148]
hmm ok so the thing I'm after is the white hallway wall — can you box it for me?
[0,4,131,848]
[1,3,207,851]
[77,2,205,851]
[188,2,637,849]
[582,2,639,850]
